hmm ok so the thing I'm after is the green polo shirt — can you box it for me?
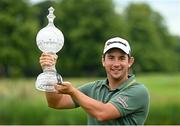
[74,75,150,125]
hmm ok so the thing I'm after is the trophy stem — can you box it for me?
[43,64,56,72]
[43,52,57,72]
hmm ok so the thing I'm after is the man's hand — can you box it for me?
[55,82,76,95]
[45,81,77,109]
[39,52,58,69]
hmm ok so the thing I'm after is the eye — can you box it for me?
[107,56,114,60]
[119,56,126,60]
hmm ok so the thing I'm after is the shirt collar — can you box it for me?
[102,74,136,91]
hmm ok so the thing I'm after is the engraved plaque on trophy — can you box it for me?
[35,7,64,92]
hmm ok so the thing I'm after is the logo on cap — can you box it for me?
[103,37,131,55]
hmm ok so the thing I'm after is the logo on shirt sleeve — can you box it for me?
[117,96,128,108]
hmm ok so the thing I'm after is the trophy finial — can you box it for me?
[47,7,55,25]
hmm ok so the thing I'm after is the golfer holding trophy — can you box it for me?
[36,6,149,125]
[35,7,64,92]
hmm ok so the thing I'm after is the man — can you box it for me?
[40,37,150,125]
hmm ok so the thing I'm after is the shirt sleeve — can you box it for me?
[109,84,149,117]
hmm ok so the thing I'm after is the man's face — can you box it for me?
[102,48,134,81]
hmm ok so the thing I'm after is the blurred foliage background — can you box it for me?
[0,0,179,77]
[0,0,180,125]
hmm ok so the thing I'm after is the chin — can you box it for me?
[111,74,122,80]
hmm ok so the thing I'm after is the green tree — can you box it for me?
[124,3,178,72]
[1,0,178,77]
[0,0,39,77]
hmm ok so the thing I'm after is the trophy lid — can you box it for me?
[36,7,64,53]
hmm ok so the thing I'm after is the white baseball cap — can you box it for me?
[103,37,131,55]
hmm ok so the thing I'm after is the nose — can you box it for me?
[113,59,121,67]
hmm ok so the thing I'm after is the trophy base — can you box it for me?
[35,71,63,92]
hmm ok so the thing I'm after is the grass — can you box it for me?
[136,73,180,124]
[0,73,180,124]
[137,73,180,105]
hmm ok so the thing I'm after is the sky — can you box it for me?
[114,0,180,36]
[31,0,180,36]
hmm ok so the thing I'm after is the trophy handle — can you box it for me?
[56,72,63,84]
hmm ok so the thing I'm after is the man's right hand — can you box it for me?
[39,53,58,69]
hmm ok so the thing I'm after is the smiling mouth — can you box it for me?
[111,69,122,73]
[113,69,119,72]
[111,68,121,70]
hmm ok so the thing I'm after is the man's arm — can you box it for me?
[45,92,76,109]
[55,82,121,121]
[39,53,75,109]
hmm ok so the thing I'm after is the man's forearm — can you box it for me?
[70,88,107,121]
[45,92,63,108]
[45,92,76,109]
[54,82,120,120]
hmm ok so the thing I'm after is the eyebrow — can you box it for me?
[107,41,127,46]
[107,54,114,57]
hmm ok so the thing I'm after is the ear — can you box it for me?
[102,55,105,67]
[128,57,134,68]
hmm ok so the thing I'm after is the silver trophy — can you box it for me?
[35,7,64,92]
